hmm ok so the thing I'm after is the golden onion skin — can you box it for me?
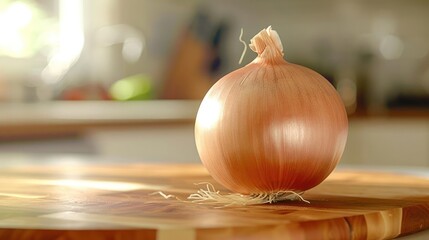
[195,27,348,194]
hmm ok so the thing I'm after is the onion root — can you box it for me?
[152,182,310,207]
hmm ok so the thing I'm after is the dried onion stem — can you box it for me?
[238,28,247,65]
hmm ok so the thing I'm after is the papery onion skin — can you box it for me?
[195,27,348,195]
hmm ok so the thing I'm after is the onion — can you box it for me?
[195,26,348,199]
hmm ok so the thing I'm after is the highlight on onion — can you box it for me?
[193,26,348,205]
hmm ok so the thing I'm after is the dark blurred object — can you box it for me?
[353,50,374,114]
[387,93,429,109]
[209,21,228,74]
[388,55,429,110]
[161,8,229,99]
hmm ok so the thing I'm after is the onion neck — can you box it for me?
[249,26,287,65]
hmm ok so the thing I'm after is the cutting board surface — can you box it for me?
[0,160,428,240]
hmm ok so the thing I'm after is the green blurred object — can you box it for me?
[110,74,153,101]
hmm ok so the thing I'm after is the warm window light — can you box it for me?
[0,0,83,63]
[7,1,33,27]
[42,0,84,84]
[0,1,36,58]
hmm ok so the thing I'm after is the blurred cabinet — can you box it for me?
[87,123,199,163]
[342,119,429,167]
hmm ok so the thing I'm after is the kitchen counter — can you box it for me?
[2,101,429,140]
[0,100,200,125]
[0,100,200,139]
[1,101,429,166]
[0,154,428,240]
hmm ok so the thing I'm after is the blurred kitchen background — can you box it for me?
[0,0,428,167]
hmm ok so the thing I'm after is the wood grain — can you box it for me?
[0,159,428,240]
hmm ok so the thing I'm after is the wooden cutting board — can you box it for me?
[0,160,428,240]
